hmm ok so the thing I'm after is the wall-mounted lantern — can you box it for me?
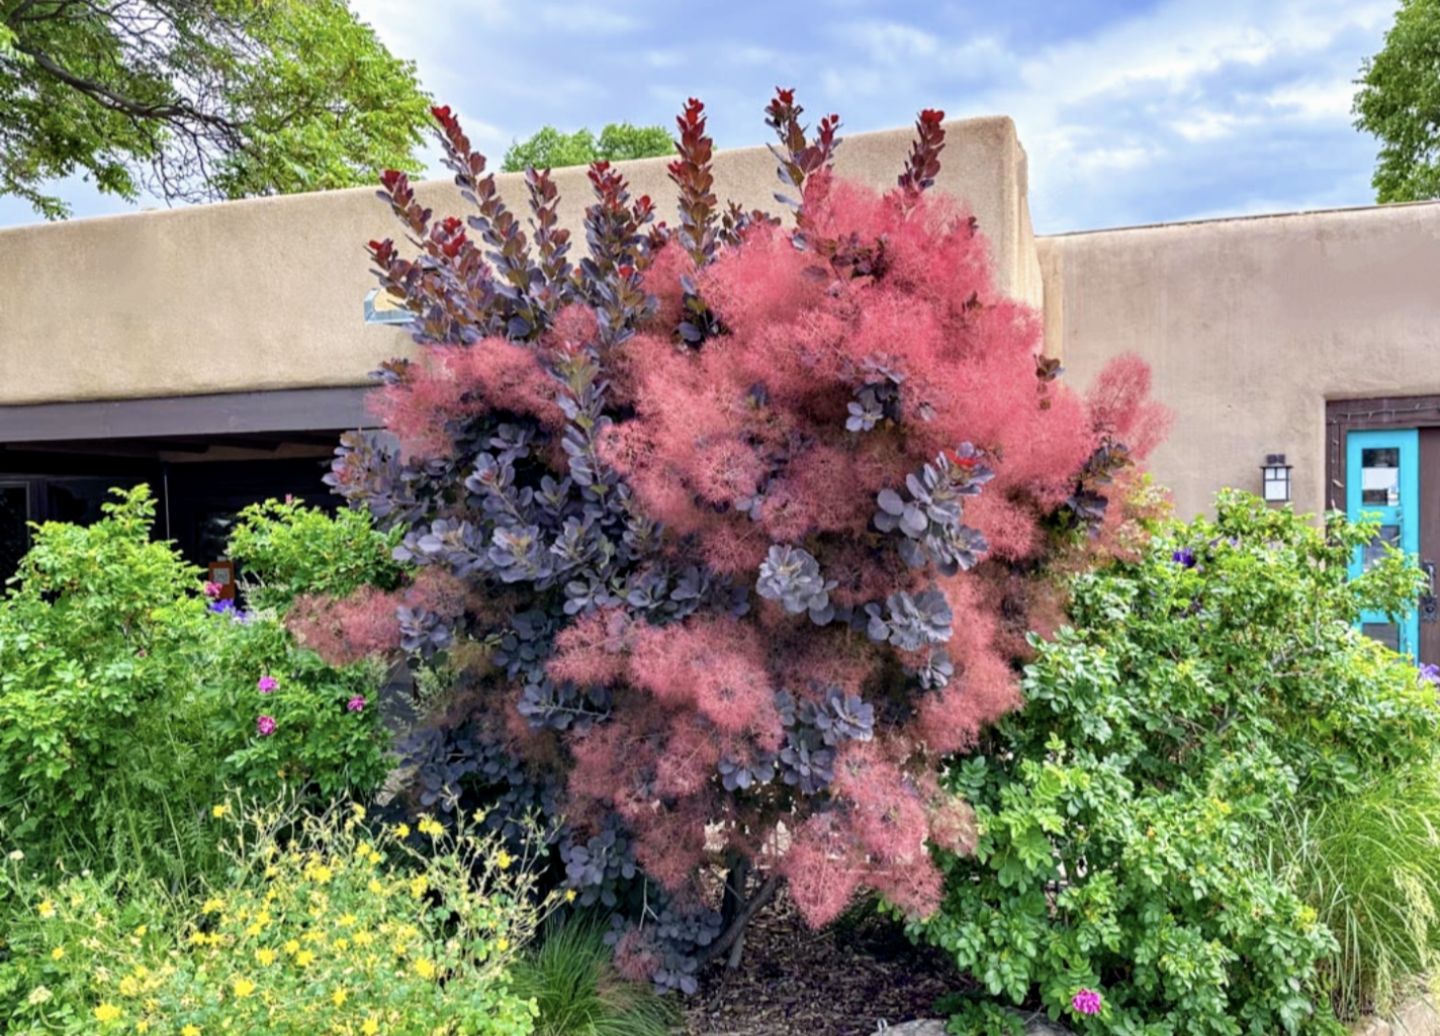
[1262,453,1292,504]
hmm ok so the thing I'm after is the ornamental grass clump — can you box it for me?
[321,89,1167,988]
[0,800,555,1035]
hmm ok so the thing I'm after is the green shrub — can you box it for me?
[1265,765,1440,1019]
[914,492,1440,1036]
[0,487,390,886]
[510,917,678,1036]
[226,497,404,614]
[0,802,552,1035]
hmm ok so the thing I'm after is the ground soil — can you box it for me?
[680,888,972,1036]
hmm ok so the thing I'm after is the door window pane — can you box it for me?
[1362,525,1402,572]
[0,484,29,586]
[1362,622,1400,652]
[1361,447,1402,505]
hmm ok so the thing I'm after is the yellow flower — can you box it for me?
[338,913,358,927]
[245,923,263,938]
[133,925,147,937]
[201,897,224,915]
[306,864,334,884]
[37,899,55,919]
[264,865,279,879]
[118,975,139,997]
[368,879,385,896]
[50,945,65,960]
[353,931,375,948]
[295,950,316,968]
[182,1026,202,1036]
[332,988,348,1007]
[211,805,229,819]
[255,948,276,966]
[366,850,383,865]
[496,938,510,953]
[94,1002,122,1022]
[137,1023,150,1034]
[408,876,427,899]
[188,932,208,946]
[496,850,514,870]
[413,958,435,980]
[394,823,410,839]
[417,817,443,838]
[233,977,256,998]
[352,803,367,820]
[284,940,300,955]
[332,938,349,953]
[564,890,577,903]
[362,1020,379,1036]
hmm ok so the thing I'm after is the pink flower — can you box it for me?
[203,581,223,600]
[1072,989,1103,1016]
[346,695,366,713]
[256,715,276,737]
[257,675,279,694]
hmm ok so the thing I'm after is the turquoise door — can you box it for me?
[1346,429,1420,658]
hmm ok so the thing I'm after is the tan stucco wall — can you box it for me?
[1039,201,1440,520]
[0,116,1037,408]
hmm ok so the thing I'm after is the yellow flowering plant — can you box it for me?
[1,801,559,1035]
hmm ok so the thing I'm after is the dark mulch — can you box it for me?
[680,888,972,1036]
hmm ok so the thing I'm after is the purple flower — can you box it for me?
[1072,989,1103,1016]
[256,715,276,737]
[209,599,236,615]
[1171,547,1197,569]
[257,675,279,694]
[346,695,366,713]
[1419,663,1440,686]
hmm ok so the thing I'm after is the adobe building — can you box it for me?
[1,118,1438,656]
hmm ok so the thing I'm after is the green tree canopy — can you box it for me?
[1353,0,1440,202]
[500,122,674,173]
[0,0,433,219]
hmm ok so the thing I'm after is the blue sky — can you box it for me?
[0,0,1400,233]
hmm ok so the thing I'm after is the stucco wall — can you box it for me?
[0,116,1037,408]
[1039,201,1440,520]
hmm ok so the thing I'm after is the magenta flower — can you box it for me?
[256,715,277,737]
[203,581,223,600]
[1072,989,1102,1016]
[347,695,366,713]
[257,675,279,694]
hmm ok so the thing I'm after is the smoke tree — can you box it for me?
[323,91,1167,989]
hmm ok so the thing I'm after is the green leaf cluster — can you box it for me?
[916,491,1440,1035]
[0,487,390,887]
[0,0,432,219]
[1353,0,1440,202]
[225,498,404,615]
[500,123,675,174]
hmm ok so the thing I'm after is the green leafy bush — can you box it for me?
[915,492,1440,1036]
[1265,765,1440,1019]
[0,487,390,885]
[226,498,404,614]
[0,802,552,1035]
[511,917,678,1036]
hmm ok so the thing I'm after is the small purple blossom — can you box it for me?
[346,695,367,713]
[209,599,236,615]
[1171,547,1197,569]
[256,715,276,737]
[1419,663,1440,686]
[1072,989,1102,1016]
[257,675,279,694]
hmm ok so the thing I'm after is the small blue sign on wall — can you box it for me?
[364,288,414,326]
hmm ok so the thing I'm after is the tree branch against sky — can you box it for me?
[0,0,433,219]
[1353,0,1440,202]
